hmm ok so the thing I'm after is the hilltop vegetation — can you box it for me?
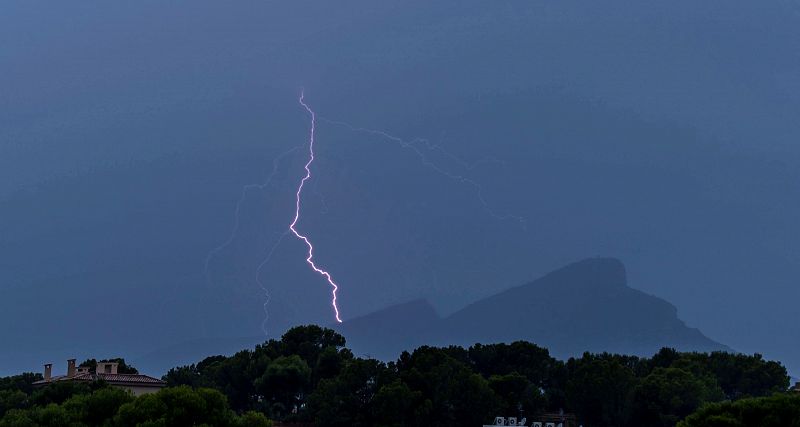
[0,325,791,426]
[678,393,800,427]
[0,384,271,427]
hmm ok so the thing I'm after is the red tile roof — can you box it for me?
[34,373,165,386]
[95,373,165,384]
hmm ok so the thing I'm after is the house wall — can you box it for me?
[112,384,163,396]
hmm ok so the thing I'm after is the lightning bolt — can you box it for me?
[319,118,527,229]
[254,229,291,334]
[290,90,343,323]
[208,90,525,331]
[203,147,300,282]
[203,145,301,336]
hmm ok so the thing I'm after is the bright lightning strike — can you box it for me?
[208,91,525,331]
[290,90,343,323]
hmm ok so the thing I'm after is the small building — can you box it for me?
[33,359,166,396]
[792,382,800,393]
[484,414,579,427]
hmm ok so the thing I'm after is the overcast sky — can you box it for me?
[1,0,799,375]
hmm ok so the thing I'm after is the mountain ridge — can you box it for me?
[335,258,729,361]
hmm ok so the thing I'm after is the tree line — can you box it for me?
[0,325,794,426]
[0,379,271,427]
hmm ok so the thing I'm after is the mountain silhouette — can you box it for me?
[335,258,729,360]
[335,299,441,360]
[82,258,727,374]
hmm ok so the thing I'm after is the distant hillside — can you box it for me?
[111,258,730,373]
[335,258,729,360]
[335,299,441,360]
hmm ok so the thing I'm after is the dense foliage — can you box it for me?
[0,325,791,426]
[162,326,788,427]
[678,393,800,427]
[0,385,271,427]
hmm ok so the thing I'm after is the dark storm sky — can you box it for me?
[1,0,799,375]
